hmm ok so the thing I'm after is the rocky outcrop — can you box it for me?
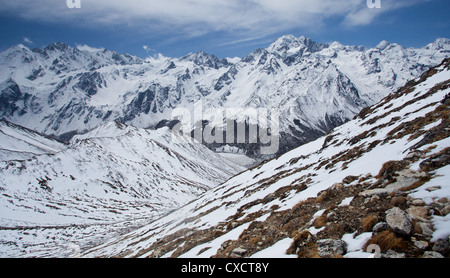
[386,207,413,236]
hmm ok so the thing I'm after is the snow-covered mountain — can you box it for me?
[1,36,449,157]
[0,120,66,161]
[0,121,243,257]
[80,58,450,258]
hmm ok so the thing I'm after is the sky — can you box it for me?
[0,0,449,59]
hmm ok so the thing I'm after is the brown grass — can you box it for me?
[400,176,431,192]
[375,160,408,179]
[362,214,379,232]
[298,243,320,258]
[390,196,407,208]
[364,230,408,253]
[249,236,262,245]
[313,215,327,229]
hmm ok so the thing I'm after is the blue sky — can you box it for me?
[0,0,449,58]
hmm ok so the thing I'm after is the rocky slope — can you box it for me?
[0,36,449,158]
[81,58,450,258]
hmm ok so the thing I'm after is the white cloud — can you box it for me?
[76,44,104,52]
[1,0,428,41]
[143,45,156,53]
[343,0,431,26]
[23,37,33,44]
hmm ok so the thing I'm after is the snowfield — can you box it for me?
[0,122,243,257]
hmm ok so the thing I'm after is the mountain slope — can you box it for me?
[81,58,450,258]
[0,120,67,161]
[0,122,243,257]
[0,37,449,157]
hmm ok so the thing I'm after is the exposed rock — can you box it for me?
[317,239,347,258]
[413,240,429,250]
[360,169,427,197]
[441,205,450,216]
[404,151,422,161]
[386,207,413,236]
[407,206,429,221]
[418,222,434,237]
[342,175,359,184]
[230,222,239,229]
[423,251,445,258]
[411,199,426,206]
[426,186,441,192]
[360,189,389,198]
[230,247,247,258]
[372,222,390,234]
[432,238,450,257]
[381,250,406,258]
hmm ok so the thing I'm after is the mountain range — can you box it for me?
[1,36,449,158]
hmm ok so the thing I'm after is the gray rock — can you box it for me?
[426,186,441,192]
[419,222,434,237]
[432,238,450,257]
[411,199,426,206]
[423,251,445,258]
[413,240,429,250]
[317,239,347,258]
[230,247,247,258]
[386,207,413,236]
[361,170,427,197]
[230,222,239,229]
[407,206,429,221]
[381,250,406,258]
[441,205,450,216]
[372,222,390,234]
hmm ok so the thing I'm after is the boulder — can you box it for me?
[386,207,413,236]
[317,239,347,258]
[407,206,429,221]
[372,222,390,234]
[381,250,406,258]
[423,251,445,258]
[432,239,450,257]
[411,199,426,206]
[418,222,434,237]
[413,240,429,250]
[230,247,247,258]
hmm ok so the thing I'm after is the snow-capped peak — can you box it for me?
[267,35,328,57]
[376,40,392,50]
[425,38,450,51]
[180,50,230,69]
